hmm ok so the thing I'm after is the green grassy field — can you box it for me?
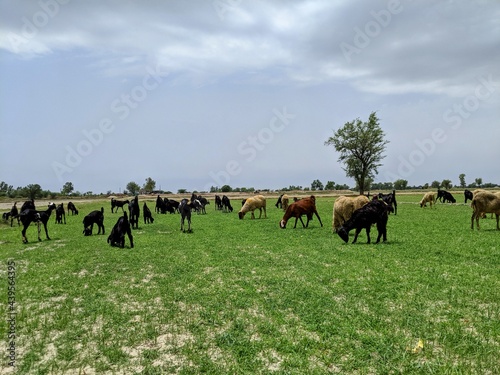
[1,194,499,374]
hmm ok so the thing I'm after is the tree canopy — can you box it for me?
[126,181,141,196]
[143,177,156,193]
[324,112,388,195]
[61,182,74,195]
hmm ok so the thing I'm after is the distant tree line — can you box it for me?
[2,173,497,200]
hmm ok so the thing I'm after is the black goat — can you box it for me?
[143,202,154,224]
[107,211,134,248]
[128,196,140,229]
[378,190,397,215]
[179,199,199,232]
[167,198,180,213]
[9,202,20,227]
[275,194,283,209]
[437,189,456,203]
[82,207,105,236]
[221,195,233,212]
[442,191,456,203]
[464,190,473,204]
[111,198,129,213]
[55,203,66,224]
[19,203,57,243]
[215,195,223,211]
[155,195,163,213]
[67,201,78,215]
[190,193,209,214]
[337,200,392,244]
[21,199,35,212]
[198,197,209,214]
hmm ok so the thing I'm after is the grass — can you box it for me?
[1,194,499,374]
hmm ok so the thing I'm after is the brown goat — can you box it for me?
[279,196,323,229]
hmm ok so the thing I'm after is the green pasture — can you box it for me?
[1,194,499,374]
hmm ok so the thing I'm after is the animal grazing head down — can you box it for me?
[238,211,245,220]
[279,219,287,229]
[337,227,349,243]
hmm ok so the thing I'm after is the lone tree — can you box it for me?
[459,174,466,188]
[61,182,74,196]
[143,177,156,193]
[126,181,141,196]
[441,179,452,190]
[324,112,388,195]
[394,179,408,190]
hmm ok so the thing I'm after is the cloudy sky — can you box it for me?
[1,0,499,194]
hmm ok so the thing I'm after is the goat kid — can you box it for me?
[143,202,154,224]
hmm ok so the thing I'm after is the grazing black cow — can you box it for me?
[215,195,223,210]
[378,190,397,215]
[111,198,129,213]
[55,203,66,224]
[19,203,57,243]
[82,207,105,236]
[143,202,154,224]
[107,211,134,248]
[221,195,233,212]
[464,189,473,204]
[67,201,78,215]
[128,196,140,229]
[337,200,392,244]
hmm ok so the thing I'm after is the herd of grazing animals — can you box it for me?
[2,188,499,245]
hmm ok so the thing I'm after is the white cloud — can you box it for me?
[1,0,499,192]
